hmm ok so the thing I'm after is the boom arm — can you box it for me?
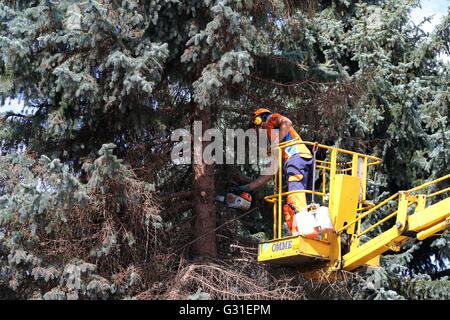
[342,196,450,271]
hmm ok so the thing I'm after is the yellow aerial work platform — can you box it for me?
[257,140,450,279]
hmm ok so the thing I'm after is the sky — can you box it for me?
[0,0,449,114]
[410,0,449,33]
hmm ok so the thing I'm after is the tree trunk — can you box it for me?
[191,104,217,258]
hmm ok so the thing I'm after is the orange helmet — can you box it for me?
[250,108,272,128]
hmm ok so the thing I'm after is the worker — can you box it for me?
[236,108,314,234]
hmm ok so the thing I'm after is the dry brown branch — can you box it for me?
[158,241,355,300]
[159,191,194,202]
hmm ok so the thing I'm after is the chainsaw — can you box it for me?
[216,187,252,211]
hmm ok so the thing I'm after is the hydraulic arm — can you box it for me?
[341,190,450,271]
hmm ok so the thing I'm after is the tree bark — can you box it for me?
[191,104,217,258]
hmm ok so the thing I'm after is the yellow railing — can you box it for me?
[338,174,450,237]
[264,140,382,239]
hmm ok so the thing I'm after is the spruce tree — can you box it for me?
[1,0,448,300]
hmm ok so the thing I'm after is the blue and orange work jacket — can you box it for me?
[265,113,312,162]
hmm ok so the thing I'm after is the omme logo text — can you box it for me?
[271,240,293,252]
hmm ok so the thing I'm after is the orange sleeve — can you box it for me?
[267,113,280,127]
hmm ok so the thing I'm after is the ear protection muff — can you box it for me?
[253,116,263,126]
[250,109,271,128]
